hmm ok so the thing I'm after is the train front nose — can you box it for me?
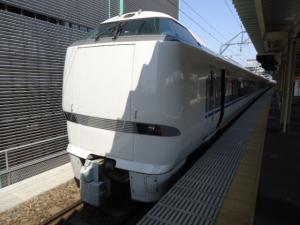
[63,44,135,160]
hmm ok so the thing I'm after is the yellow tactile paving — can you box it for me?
[214,98,272,225]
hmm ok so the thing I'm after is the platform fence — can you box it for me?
[0,135,70,188]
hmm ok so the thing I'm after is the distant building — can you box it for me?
[0,0,178,187]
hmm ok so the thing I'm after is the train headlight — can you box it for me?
[136,124,163,136]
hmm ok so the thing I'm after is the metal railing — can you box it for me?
[0,135,69,188]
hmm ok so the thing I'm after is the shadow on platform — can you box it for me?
[254,96,300,225]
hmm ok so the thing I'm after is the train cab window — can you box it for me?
[86,18,160,39]
[171,22,198,47]
[159,19,176,37]
[84,17,195,43]
[120,19,158,35]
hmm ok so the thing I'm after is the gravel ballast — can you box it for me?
[0,180,80,225]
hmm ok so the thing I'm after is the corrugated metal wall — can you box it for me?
[0,0,178,188]
[107,0,179,19]
[0,0,108,27]
[0,1,106,187]
[124,0,179,19]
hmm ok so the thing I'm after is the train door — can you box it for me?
[217,69,226,128]
[206,70,215,121]
[204,70,217,135]
[203,68,225,140]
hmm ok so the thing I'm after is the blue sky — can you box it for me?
[178,0,257,66]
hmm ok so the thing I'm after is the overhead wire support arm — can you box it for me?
[219,31,251,55]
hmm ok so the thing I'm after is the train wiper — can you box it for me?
[112,22,125,40]
[95,26,116,41]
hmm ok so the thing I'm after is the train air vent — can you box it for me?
[123,13,135,18]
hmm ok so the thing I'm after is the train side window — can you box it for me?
[215,73,222,107]
[206,72,214,112]
[225,78,233,102]
[232,79,239,99]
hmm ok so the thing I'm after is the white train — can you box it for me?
[62,11,268,206]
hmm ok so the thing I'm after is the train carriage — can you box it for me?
[62,11,268,206]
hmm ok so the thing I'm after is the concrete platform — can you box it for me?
[138,90,272,225]
[0,163,73,213]
[254,95,300,225]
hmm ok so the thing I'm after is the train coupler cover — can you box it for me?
[79,159,110,206]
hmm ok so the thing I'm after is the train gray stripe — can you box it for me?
[64,112,181,137]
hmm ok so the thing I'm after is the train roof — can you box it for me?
[102,11,268,82]
[103,11,174,23]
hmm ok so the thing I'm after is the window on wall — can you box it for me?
[0,3,5,10]
[22,10,35,18]
[0,2,92,32]
[48,17,57,24]
[7,5,21,14]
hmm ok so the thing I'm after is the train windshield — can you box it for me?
[85,18,176,40]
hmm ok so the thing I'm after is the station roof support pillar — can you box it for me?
[280,38,297,133]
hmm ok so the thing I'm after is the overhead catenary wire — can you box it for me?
[181,0,229,42]
[181,0,243,53]
[223,0,242,28]
[222,0,254,63]
[166,0,223,45]
[165,0,249,65]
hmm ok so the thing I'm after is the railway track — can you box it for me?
[41,200,153,225]
[40,200,83,225]
[39,130,235,225]
[40,183,154,225]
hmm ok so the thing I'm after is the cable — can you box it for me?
[182,0,229,42]
[182,0,243,53]
[166,0,223,45]
[223,0,242,28]
[166,0,249,65]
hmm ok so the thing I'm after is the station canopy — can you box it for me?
[232,0,300,73]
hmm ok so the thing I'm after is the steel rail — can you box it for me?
[39,200,83,225]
